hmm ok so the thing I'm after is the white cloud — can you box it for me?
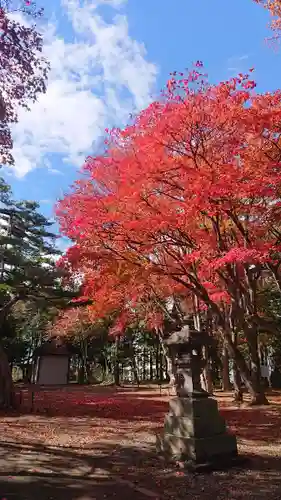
[40,199,52,204]
[10,0,157,177]
[226,54,251,74]
[48,168,63,175]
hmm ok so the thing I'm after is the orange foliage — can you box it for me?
[255,0,281,35]
[56,66,281,335]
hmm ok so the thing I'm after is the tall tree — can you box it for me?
[0,1,49,164]
[0,178,74,408]
[57,67,281,405]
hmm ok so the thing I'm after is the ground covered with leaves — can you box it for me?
[0,385,281,499]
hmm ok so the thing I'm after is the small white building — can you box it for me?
[32,337,75,385]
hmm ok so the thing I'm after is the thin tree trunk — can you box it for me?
[130,343,139,386]
[247,330,268,405]
[166,355,176,389]
[201,345,214,394]
[156,341,160,380]
[131,358,139,386]
[232,331,243,402]
[233,364,243,403]
[193,299,213,394]
[164,353,168,381]
[159,352,163,382]
[158,332,176,392]
[224,330,268,405]
[86,361,91,384]
[80,338,89,384]
[222,343,232,391]
[113,337,120,386]
[0,344,16,409]
[101,355,109,382]
[149,349,154,381]
[142,342,146,381]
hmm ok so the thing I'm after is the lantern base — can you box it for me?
[156,396,237,465]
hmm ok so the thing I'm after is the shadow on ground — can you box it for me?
[9,387,168,422]
[1,387,281,498]
[7,387,281,444]
[0,439,281,499]
[220,406,281,442]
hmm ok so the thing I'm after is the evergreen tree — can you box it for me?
[0,178,74,408]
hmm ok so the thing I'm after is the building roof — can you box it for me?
[33,337,80,358]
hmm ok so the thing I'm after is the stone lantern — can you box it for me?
[156,325,237,466]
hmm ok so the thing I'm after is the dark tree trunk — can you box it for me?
[129,341,139,386]
[113,337,120,386]
[155,341,160,380]
[0,344,16,409]
[159,352,163,382]
[231,331,243,402]
[103,354,109,380]
[233,364,243,403]
[224,330,268,406]
[149,349,154,381]
[131,356,140,386]
[222,344,232,391]
[114,363,120,386]
[78,365,85,384]
[86,361,91,384]
[247,330,268,405]
[142,343,146,381]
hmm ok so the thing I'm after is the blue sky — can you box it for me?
[3,0,277,250]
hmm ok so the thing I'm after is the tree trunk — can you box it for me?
[86,361,91,384]
[192,296,213,393]
[231,331,243,402]
[155,341,160,380]
[247,331,268,405]
[114,363,120,386]
[130,345,140,386]
[223,330,268,405]
[159,352,163,382]
[142,342,146,381]
[78,365,85,384]
[166,355,176,386]
[201,345,214,394]
[103,354,109,381]
[79,338,89,384]
[158,335,176,393]
[0,344,16,409]
[131,359,139,386]
[222,344,232,391]
[113,337,120,386]
[149,349,154,381]
[233,363,243,403]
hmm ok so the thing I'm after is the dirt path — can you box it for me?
[0,387,281,499]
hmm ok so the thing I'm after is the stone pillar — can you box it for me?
[156,326,237,466]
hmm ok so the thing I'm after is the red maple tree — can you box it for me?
[255,0,281,35]
[57,66,281,404]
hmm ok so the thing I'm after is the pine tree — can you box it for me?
[0,178,73,408]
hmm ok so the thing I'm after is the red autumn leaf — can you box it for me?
[55,64,281,378]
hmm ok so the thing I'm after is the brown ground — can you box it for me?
[0,385,281,499]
